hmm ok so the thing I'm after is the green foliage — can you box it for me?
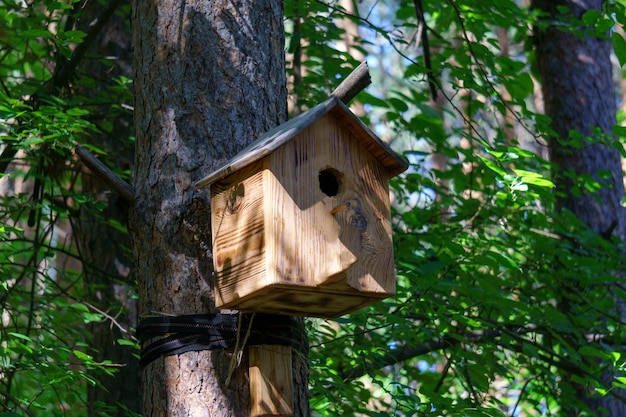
[291,0,626,416]
[1,0,136,415]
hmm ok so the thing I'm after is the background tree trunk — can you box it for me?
[130,0,309,415]
[70,1,140,415]
[533,0,626,415]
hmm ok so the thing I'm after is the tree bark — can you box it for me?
[533,0,626,415]
[130,0,309,415]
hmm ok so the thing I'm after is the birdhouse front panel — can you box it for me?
[266,113,395,296]
[210,111,397,317]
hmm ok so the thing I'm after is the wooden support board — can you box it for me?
[249,345,294,417]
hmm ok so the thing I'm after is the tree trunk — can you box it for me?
[533,0,626,415]
[130,0,309,415]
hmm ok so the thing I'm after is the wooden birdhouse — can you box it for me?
[195,96,408,318]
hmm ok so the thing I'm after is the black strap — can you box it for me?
[137,313,300,367]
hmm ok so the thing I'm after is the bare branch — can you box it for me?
[75,145,135,204]
[413,0,438,100]
[336,325,606,383]
[330,61,371,104]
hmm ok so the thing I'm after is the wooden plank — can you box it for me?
[211,160,269,307]
[249,345,294,417]
[268,114,395,291]
[329,102,408,177]
[75,145,135,204]
[221,284,388,317]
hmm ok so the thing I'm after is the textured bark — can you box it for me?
[533,0,626,415]
[533,0,623,232]
[130,0,309,415]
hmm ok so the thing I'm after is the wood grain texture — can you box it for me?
[249,345,294,417]
[210,112,397,317]
[330,61,371,105]
[211,161,269,307]
[268,113,395,294]
[217,284,388,317]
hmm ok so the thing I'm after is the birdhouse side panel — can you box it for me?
[249,345,294,417]
[210,160,270,308]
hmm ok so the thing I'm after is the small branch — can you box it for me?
[434,355,452,393]
[52,0,125,88]
[413,0,438,100]
[0,143,17,174]
[330,61,371,104]
[339,333,459,381]
[75,145,135,204]
[510,375,538,417]
[82,300,136,340]
[0,390,37,417]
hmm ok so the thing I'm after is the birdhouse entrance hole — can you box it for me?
[319,168,342,197]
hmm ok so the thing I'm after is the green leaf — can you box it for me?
[614,124,626,137]
[70,302,89,312]
[512,169,554,188]
[579,345,612,361]
[48,1,73,10]
[581,9,601,25]
[612,31,626,68]
[8,332,33,342]
[521,176,554,188]
[359,92,387,108]
[117,338,137,347]
[21,29,54,38]
[479,156,506,177]
[504,72,534,100]
[82,312,103,324]
[73,350,93,362]
[487,250,520,271]
[66,107,89,116]
[62,30,87,41]
[388,97,409,113]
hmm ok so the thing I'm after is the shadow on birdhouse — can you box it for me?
[195,96,408,318]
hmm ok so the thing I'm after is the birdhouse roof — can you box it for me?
[195,96,408,188]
